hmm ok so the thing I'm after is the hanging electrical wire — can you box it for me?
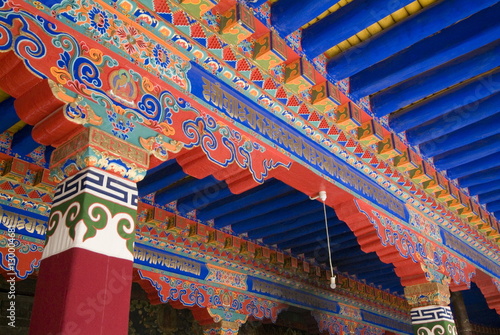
[322,200,336,289]
[311,191,336,289]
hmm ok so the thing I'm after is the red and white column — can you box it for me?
[29,127,149,335]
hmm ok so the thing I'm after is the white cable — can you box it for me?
[322,199,336,289]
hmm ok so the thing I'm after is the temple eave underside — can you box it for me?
[0,0,499,334]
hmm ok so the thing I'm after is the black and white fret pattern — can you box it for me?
[411,306,454,325]
[52,167,138,209]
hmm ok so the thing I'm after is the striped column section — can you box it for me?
[410,305,456,335]
[405,281,457,335]
[29,167,138,335]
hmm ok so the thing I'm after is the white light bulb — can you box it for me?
[330,276,336,289]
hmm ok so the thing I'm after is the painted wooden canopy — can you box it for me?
[0,0,499,333]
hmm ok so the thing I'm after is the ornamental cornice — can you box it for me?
[50,126,149,182]
[26,0,497,247]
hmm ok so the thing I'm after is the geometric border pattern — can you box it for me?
[411,306,454,325]
[53,167,138,209]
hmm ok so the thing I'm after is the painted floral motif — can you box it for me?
[152,44,170,69]
[52,0,191,90]
[88,7,110,35]
[115,25,148,55]
[107,110,135,140]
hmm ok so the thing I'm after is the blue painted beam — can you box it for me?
[155,176,220,206]
[294,232,356,256]
[231,201,324,234]
[349,4,500,99]
[326,0,498,81]
[271,0,339,37]
[469,181,500,197]
[278,223,352,250]
[389,71,500,133]
[361,281,400,292]
[281,232,337,253]
[406,93,500,146]
[371,41,500,117]
[306,244,364,263]
[478,191,500,205]
[337,258,389,273]
[433,134,500,171]
[364,278,402,288]
[214,191,308,227]
[137,162,187,197]
[35,0,62,8]
[148,158,178,176]
[387,283,405,291]
[341,274,398,288]
[247,208,338,239]
[176,182,232,215]
[328,232,358,250]
[44,146,54,166]
[11,125,40,156]
[197,181,292,221]
[335,253,379,268]
[302,0,414,58]
[457,167,500,188]
[356,268,395,279]
[358,270,398,281]
[362,277,400,287]
[494,212,500,221]
[325,245,364,260]
[419,113,500,158]
[487,200,500,213]
[447,153,500,180]
[244,0,268,8]
[0,98,20,133]
[263,218,342,245]
[385,285,404,294]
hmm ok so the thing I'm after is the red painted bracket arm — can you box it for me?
[475,270,500,314]
[333,197,428,287]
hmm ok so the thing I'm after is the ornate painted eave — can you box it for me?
[13,0,498,262]
[36,0,499,245]
[0,0,500,332]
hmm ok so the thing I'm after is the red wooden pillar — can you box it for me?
[29,127,149,335]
